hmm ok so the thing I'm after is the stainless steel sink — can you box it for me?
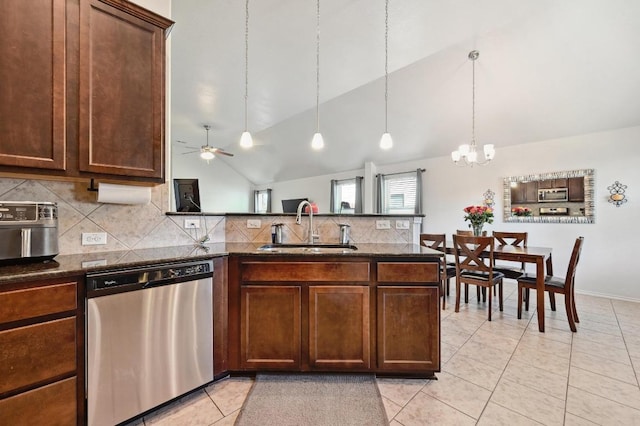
[257,243,358,254]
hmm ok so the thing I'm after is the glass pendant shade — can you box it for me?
[483,144,495,159]
[200,151,215,160]
[380,132,393,150]
[240,131,253,149]
[311,132,324,150]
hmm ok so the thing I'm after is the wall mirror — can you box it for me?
[503,169,595,223]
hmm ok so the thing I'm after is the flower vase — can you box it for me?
[472,224,484,237]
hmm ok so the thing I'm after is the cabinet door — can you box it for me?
[568,177,585,202]
[240,286,301,369]
[523,181,538,203]
[309,286,370,370]
[0,377,76,425]
[78,0,169,180]
[0,0,66,170]
[377,286,439,372]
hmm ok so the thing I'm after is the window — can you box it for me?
[254,189,271,213]
[377,169,423,214]
[330,177,363,213]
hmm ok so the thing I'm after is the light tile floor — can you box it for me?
[127,285,640,425]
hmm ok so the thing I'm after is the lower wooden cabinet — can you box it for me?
[230,255,441,376]
[240,286,301,369]
[377,286,439,371]
[309,286,370,369]
[0,276,83,426]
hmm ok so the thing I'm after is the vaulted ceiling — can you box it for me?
[170,0,640,185]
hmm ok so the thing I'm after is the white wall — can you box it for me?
[258,126,639,301]
[172,155,253,212]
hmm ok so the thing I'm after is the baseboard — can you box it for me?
[575,289,640,304]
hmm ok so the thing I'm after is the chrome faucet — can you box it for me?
[296,200,319,244]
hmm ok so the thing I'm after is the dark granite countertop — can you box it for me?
[0,243,442,286]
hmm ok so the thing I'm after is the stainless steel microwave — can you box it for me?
[538,188,568,202]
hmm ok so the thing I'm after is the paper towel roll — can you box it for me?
[97,183,152,205]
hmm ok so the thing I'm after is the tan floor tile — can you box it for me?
[381,396,403,421]
[571,337,632,365]
[441,327,473,348]
[478,319,527,340]
[511,344,570,376]
[566,386,640,425]
[569,366,640,410]
[469,328,520,353]
[477,402,542,426]
[376,377,428,407]
[211,410,239,425]
[456,339,513,371]
[518,331,572,359]
[502,359,568,400]
[443,353,503,391]
[563,412,599,425]
[526,319,574,344]
[394,390,476,426]
[491,378,565,425]
[441,341,458,364]
[421,371,492,419]
[144,390,224,425]
[205,376,254,416]
[576,318,623,336]
[572,328,627,349]
[570,351,637,385]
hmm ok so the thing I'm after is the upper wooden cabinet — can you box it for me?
[0,0,172,183]
[510,181,538,204]
[0,0,66,170]
[78,0,170,179]
[568,177,585,202]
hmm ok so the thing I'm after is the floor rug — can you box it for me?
[235,373,388,426]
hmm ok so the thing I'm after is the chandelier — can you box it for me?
[379,0,392,150]
[311,0,324,150]
[451,50,495,166]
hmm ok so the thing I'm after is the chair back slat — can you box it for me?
[453,235,495,274]
[419,233,447,252]
[492,231,528,247]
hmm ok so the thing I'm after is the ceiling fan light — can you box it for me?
[311,132,324,150]
[200,150,215,160]
[240,131,253,149]
[380,132,393,150]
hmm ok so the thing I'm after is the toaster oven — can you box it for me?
[0,201,59,264]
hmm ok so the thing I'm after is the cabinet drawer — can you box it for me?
[377,262,439,283]
[0,317,76,394]
[0,377,76,425]
[0,282,77,325]
[242,261,370,282]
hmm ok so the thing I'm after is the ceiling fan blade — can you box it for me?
[180,150,200,155]
[213,149,234,157]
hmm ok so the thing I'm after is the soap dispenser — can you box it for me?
[271,223,284,244]
[338,224,350,245]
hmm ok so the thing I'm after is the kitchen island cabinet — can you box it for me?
[228,252,441,377]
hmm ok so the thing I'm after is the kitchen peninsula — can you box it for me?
[0,242,442,425]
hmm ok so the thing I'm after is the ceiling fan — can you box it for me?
[176,124,234,161]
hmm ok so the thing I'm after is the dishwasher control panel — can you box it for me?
[87,260,213,295]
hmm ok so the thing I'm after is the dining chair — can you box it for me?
[517,236,584,332]
[420,233,456,309]
[491,231,529,294]
[452,235,505,321]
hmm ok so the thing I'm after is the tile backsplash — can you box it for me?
[0,177,420,255]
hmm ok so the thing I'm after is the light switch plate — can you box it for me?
[376,220,391,230]
[395,220,410,230]
[184,219,200,229]
[247,219,262,229]
[82,232,107,245]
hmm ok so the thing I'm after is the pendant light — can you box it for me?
[311,0,324,150]
[451,50,495,166]
[380,0,393,150]
[239,0,253,149]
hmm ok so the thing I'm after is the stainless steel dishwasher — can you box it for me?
[86,259,214,426]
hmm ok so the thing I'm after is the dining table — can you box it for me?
[446,242,553,332]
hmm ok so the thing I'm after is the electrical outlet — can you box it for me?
[82,232,107,245]
[184,219,200,229]
[395,220,410,230]
[82,259,107,268]
[247,219,262,229]
[376,220,391,230]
